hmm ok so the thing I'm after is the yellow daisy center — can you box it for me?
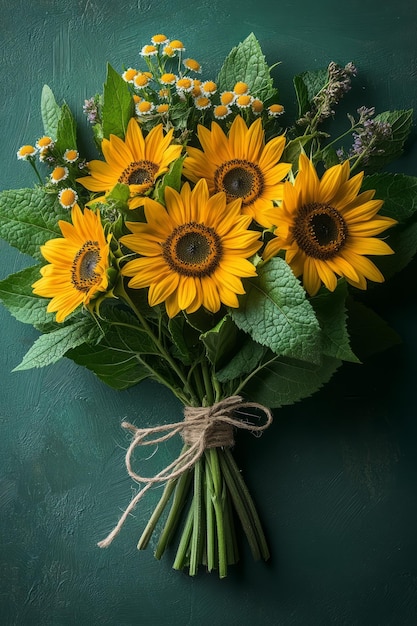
[214,159,264,206]
[293,202,348,260]
[162,222,223,277]
[71,241,102,293]
[119,161,159,186]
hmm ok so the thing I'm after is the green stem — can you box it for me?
[172,499,194,571]
[221,449,270,561]
[189,459,204,576]
[137,477,178,550]
[206,448,228,578]
[204,457,216,572]
[154,462,193,559]
[116,281,199,405]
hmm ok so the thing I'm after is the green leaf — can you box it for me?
[364,109,413,172]
[200,315,239,368]
[41,85,61,139]
[14,317,102,371]
[216,337,267,383]
[102,63,135,140]
[54,103,77,153]
[361,172,417,223]
[310,281,360,363]
[0,264,55,327]
[168,314,201,366]
[217,33,277,102]
[346,298,401,360]
[293,68,328,115]
[66,313,159,389]
[0,187,69,258]
[230,257,322,363]
[155,156,185,203]
[241,353,341,408]
[281,135,315,169]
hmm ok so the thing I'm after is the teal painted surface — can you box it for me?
[1,0,417,624]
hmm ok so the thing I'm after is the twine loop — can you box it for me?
[98,395,272,548]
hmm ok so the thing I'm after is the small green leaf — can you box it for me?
[364,109,413,172]
[216,337,267,383]
[102,63,135,140]
[217,33,277,102]
[41,85,61,139]
[281,135,315,169]
[155,156,185,203]
[200,315,239,368]
[293,68,328,116]
[0,188,69,258]
[242,353,341,408]
[230,257,322,363]
[0,265,55,327]
[54,103,77,154]
[168,314,201,365]
[14,317,102,371]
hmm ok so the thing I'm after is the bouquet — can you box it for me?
[1,33,416,578]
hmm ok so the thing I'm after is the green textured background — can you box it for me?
[1,1,417,624]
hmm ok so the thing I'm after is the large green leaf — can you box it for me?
[14,317,103,371]
[0,187,69,259]
[102,63,135,140]
[361,172,417,223]
[241,353,341,408]
[217,33,277,102]
[310,281,360,363]
[0,264,55,327]
[230,257,322,364]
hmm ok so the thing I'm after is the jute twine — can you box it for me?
[98,395,273,548]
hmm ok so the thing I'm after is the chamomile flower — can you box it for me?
[17,145,37,160]
[213,105,231,120]
[183,58,201,73]
[135,101,155,115]
[201,81,217,96]
[251,99,264,114]
[170,39,185,51]
[58,187,78,209]
[157,104,170,114]
[176,77,194,93]
[63,149,79,163]
[50,166,69,184]
[122,68,138,83]
[160,73,177,85]
[268,104,285,117]
[133,73,151,89]
[233,81,249,95]
[36,136,54,151]
[220,91,235,106]
[151,34,169,45]
[194,96,211,110]
[236,94,253,109]
[141,45,158,57]
[162,45,175,58]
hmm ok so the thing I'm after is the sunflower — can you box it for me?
[32,204,112,322]
[263,154,397,296]
[76,117,182,209]
[120,178,262,318]
[182,115,291,227]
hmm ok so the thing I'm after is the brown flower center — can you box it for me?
[293,202,347,260]
[214,159,264,206]
[162,222,223,277]
[71,241,102,292]
[118,160,159,186]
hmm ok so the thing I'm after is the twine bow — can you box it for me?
[98,395,272,548]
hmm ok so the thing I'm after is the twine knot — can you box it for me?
[98,396,272,548]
